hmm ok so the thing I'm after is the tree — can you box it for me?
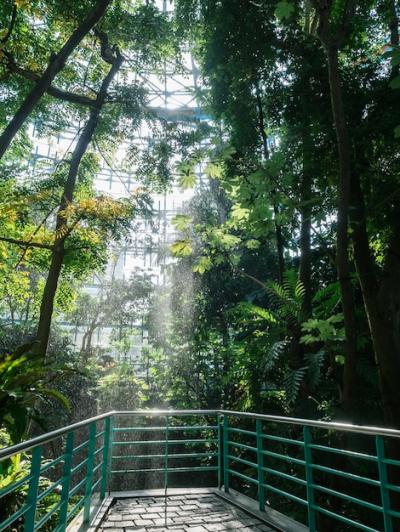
[0,0,112,158]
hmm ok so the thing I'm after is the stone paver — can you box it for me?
[98,494,274,531]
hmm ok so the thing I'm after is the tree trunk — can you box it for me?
[255,84,285,283]
[324,45,358,418]
[0,0,111,159]
[34,52,123,356]
[351,174,400,428]
[299,127,313,318]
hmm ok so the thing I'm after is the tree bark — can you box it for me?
[324,44,358,418]
[34,52,123,356]
[350,173,400,427]
[255,83,285,283]
[0,0,111,159]
[299,127,313,318]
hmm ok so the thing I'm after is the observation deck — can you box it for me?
[1,410,400,531]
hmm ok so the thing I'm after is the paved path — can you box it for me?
[98,493,275,531]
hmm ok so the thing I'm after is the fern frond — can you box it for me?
[304,350,325,389]
[263,340,287,372]
[284,366,307,405]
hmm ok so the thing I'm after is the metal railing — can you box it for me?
[1,410,400,531]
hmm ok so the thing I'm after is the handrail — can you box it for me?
[219,410,400,438]
[2,409,400,462]
[0,412,113,461]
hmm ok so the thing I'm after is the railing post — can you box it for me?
[256,419,265,511]
[100,416,112,499]
[303,426,317,532]
[217,414,222,489]
[376,436,393,532]
[164,415,169,492]
[83,421,97,523]
[223,415,229,493]
[58,431,75,531]
[164,415,169,526]
[24,445,42,532]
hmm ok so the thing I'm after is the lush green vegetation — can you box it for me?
[0,0,400,526]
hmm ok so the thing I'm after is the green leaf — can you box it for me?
[389,76,400,89]
[245,239,260,250]
[275,1,294,21]
[176,160,197,189]
[193,256,212,274]
[205,162,222,179]
[172,214,192,232]
[231,204,250,221]
[394,125,400,138]
[238,302,277,323]
[170,240,193,257]
[178,172,197,189]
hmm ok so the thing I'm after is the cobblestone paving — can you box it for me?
[98,494,274,531]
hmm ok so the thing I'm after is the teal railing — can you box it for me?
[1,410,400,531]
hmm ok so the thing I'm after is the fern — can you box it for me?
[284,366,307,405]
[312,281,340,316]
[304,350,325,389]
[236,301,277,323]
[263,340,287,373]
[266,270,304,324]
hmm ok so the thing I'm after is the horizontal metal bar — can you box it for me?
[36,479,62,502]
[263,466,307,486]
[34,500,62,530]
[96,430,105,439]
[228,441,257,452]
[228,427,256,437]
[94,445,104,457]
[112,466,219,474]
[0,473,32,498]
[311,464,380,486]
[113,410,217,416]
[93,461,103,475]
[69,477,86,497]
[112,452,217,460]
[309,443,377,462]
[385,482,400,493]
[0,503,31,531]
[220,410,400,439]
[40,454,66,474]
[71,457,88,475]
[262,434,304,446]
[263,483,308,506]
[228,468,258,485]
[383,457,400,466]
[66,495,85,521]
[0,411,112,460]
[91,476,102,492]
[262,449,305,466]
[73,439,89,454]
[113,438,217,446]
[2,409,400,460]
[113,425,217,432]
[228,454,258,469]
[312,483,382,512]
[313,504,378,532]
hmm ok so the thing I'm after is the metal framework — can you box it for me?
[23,2,207,365]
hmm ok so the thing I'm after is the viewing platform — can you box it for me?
[1,410,400,531]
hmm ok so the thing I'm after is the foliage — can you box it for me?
[0,352,69,443]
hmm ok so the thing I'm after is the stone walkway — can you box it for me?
[98,493,275,531]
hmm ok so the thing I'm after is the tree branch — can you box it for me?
[5,53,97,106]
[0,235,53,250]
